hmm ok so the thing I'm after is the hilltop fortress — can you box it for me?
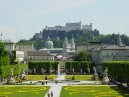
[34,21,99,39]
[46,21,91,32]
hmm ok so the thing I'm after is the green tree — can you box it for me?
[75,51,90,61]
[0,42,10,66]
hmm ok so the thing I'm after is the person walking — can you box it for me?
[51,91,53,97]
[46,81,48,84]
[47,91,50,97]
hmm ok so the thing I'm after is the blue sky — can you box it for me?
[0,0,129,42]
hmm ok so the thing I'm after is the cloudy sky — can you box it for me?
[0,0,129,42]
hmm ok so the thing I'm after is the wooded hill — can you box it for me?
[18,32,129,50]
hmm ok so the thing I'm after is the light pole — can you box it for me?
[0,33,2,41]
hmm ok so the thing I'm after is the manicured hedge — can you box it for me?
[28,61,59,74]
[0,64,28,78]
[102,61,129,83]
[65,61,93,74]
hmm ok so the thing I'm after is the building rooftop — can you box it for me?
[89,45,129,52]
[40,48,63,51]
[103,45,129,50]
[28,51,54,56]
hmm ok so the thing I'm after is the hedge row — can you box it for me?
[0,64,28,78]
[102,61,129,83]
[28,61,93,74]
[65,61,93,74]
[28,61,59,74]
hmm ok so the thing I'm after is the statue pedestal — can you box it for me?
[21,74,28,80]
[7,77,15,84]
[92,73,99,81]
[102,77,109,84]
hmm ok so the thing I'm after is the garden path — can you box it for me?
[44,75,66,97]
[44,82,67,97]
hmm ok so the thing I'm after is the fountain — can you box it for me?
[56,64,65,82]
[57,64,60,75]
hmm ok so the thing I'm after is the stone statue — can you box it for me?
[103,67,108,77]
[41,68,44,74]
[102,67,109,84]
[20,68,28,80]
[88,68,90,74]
[33,68,36,74]
[93,67,97,74]
[80,69,82,74]
[92,67,98,81]
[10,68,13,77]
[7,68,15,84]
[72,68,75,74]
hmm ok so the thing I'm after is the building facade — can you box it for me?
[76,35,129,72]
[4,42,35,61]
[15,51,24,62]
[4,42,15,51]
[15,43,35,60]
[28,51,54,60]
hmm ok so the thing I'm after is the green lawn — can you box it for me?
[60,86,129,97]
[65,75,92,80]
[27,75,57,81]
[0,86,50,97]
[27,75,92,81]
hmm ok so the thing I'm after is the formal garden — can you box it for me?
[0,86,50,97]
[0,42,129,97]
[60,86,129,97]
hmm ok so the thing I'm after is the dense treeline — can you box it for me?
[0,42,28,79]
[0,64,28,78]
[102,61,129,83]
[28,61,59,74]
[0,42,10,66]
[96,34,129,45]
[18,33,129,50]
[65,61,93,74]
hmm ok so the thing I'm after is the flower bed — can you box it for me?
[60,86,129,97]
[0,86,50,97]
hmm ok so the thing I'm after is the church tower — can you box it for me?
[70,35,75,51]
[63,36,71,56]
[117,33,124,46]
